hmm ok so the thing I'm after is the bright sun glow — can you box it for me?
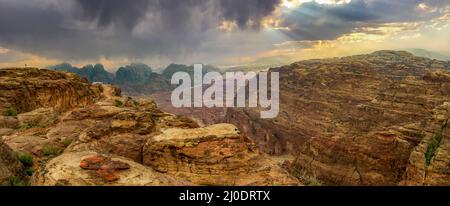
[282,0,351,9]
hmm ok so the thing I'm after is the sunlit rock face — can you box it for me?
[143,124,300,186]
[0,68,102,114]
[1,67,296,186]
[31,151,189,186]
[225,51,450,185]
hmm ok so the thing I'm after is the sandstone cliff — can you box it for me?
[0,68,102,114]
[0,68,297,186]
[143,124,298,186]
[224,51,450,185]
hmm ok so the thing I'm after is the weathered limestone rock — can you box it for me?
[402,102,450,185]
[65,102,198,163]
[0,68,102,114]
[17,107,59,128]
[1,67,300,186]
[143,124,300,186]
[224,51,450,185]
[31,151,188,186]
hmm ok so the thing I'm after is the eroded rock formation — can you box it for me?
[0,68,102,114]
[143,124,299,186]
[31,151,188,186]
[1,67,296,186]
[225,51,450,185]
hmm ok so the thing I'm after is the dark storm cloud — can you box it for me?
[0,1,77,57]
[74,0,281,30]
[0,0,449,63]
[0,0,281,61]
[280,0,450,40]
[218,0,281,29]
[76,0,150,30]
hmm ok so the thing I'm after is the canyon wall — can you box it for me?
[0,68,102,114]
[225,51,450,185]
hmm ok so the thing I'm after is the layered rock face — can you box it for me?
[143,124,299,186]
[402,103,449,185]
[59,99,297,185]
[225,51,450,185]
[1,67,296,186]
[0,68,102,114]
[64,97,199,163]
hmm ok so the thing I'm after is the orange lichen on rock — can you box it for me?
[80,155,130,182]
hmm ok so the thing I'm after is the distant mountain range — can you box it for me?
[407,49,450,61]
[49,63,115,83]
[47,63,219,94]
[48,49,449,95]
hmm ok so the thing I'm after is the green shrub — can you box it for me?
[42,145,63,157]
[425,133,442,166]
[17,153,33,167]
[115,100,124,108]
[25,168,34,176]
[425,120,448,166]
[98,84,104,92]
[19,122,39,130]
[293,169,323,186]
[4,108,18,117]
[61,139,73,148]
[9,176,27,186]
[305,179,322,186]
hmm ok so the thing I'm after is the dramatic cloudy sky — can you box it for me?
[0,0,450,70]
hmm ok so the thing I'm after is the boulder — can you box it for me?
[31,151,189,186]
[143,124,299,186]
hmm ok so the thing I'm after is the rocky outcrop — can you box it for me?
[31,151,188,186]
[0,68,102,114]
[0,68,103,161]
[60,98,297,185]
[64,97,199,162]
[0,140,25,185]
[0,67,295,186]
[143,124,299,186]
[225,51,450,185]
[35,98,296,185]
[402,102,449,185]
